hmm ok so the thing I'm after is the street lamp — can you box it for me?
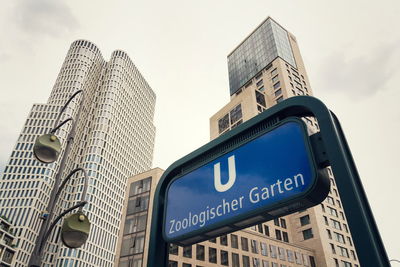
[28,90,91,267]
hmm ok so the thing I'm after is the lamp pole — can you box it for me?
[28,90,90,267]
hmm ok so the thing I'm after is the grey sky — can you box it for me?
[0,0,399,260]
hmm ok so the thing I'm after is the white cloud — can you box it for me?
[13,0,79,38]
[315,41,400,99]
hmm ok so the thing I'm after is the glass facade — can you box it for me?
[119,177,152,267]
[228,18,296,95]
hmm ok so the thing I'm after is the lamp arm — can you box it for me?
[50,118,73,134]
[55,168,88,203]
[39,201,87,254]
[52,90,83,131]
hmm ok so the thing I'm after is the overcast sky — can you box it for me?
[0,0,399,261]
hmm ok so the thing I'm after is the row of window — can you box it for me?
[170,238,313,265]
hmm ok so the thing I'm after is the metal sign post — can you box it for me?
[147,96,390,267]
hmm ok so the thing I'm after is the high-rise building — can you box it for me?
[209,17,360,267]
[0,216,17,266]
[115,17,360,267]
[0,40,156,266]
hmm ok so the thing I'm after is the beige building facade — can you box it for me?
[209,17,359,267]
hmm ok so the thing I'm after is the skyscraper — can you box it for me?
[210,17,359,267]
[0,40,156,266]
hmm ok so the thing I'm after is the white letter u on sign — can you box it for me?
[214,155,236,192]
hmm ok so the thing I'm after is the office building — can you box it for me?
[209,17,359,267]
[0,216,17,266]
[0,40,156,266]
[116,17,360,267]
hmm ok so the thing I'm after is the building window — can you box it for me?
[230,104,242,125]
[273,81,280,89]
[321,203,325,212]
[260,242,268,256]
[196,244,205,261]
[243,255,250,267]
[231,234,238,249]
[209,247,217,263]
[272,75,279,83]
[168,261,178,267]
[278,247,286,260]
[331,219,342,230]
[221,250,229,266]
[232,253,240,267]
[264,225,270,236]
[251,240,258,253]
[257,224,263,233]
[327,229,332,239]
[209,238,216,243]
[255,91,266,107]
[351,250,357,260]
[310,256,316,267]
[253,258,260,267]
[300,215,310,226]
[347,236,353,246]
[334,232,345,244]
[218,114,230,134]
[295,252,302,264]
[327,196,335,205]
[280,218,287,228]
[338,246,349,258]
[334,258,339,267]
[182,264,191,267]
[220,235,228,246]
[274,218,280,226]
[274,88,282,97]
[302,228,313,240]
[276,96,284,103]
[169,244,178,255]
[269,245,277,258]
[275,229,282,240]
[342,261,352,267]
[287,250,294,262]
[241,237,249,251]
[183,245,192,258]
[256,79,264,87]
[328,207,338,217]
[282,231,289,242]
[330,243,336,254]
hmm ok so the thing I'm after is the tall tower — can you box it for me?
[0,40,156,266]
[210,17,359,267]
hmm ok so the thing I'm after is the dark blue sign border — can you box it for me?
[147,96,390,267]
[162,118,329,245]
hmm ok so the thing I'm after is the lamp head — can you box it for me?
[33,134,61,163]
[61,212,90,249]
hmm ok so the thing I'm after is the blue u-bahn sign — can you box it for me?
[164,118,329,245]
[148,97,390,267]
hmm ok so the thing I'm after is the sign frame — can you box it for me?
[162,118,330,245]
[147,96,390,267]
